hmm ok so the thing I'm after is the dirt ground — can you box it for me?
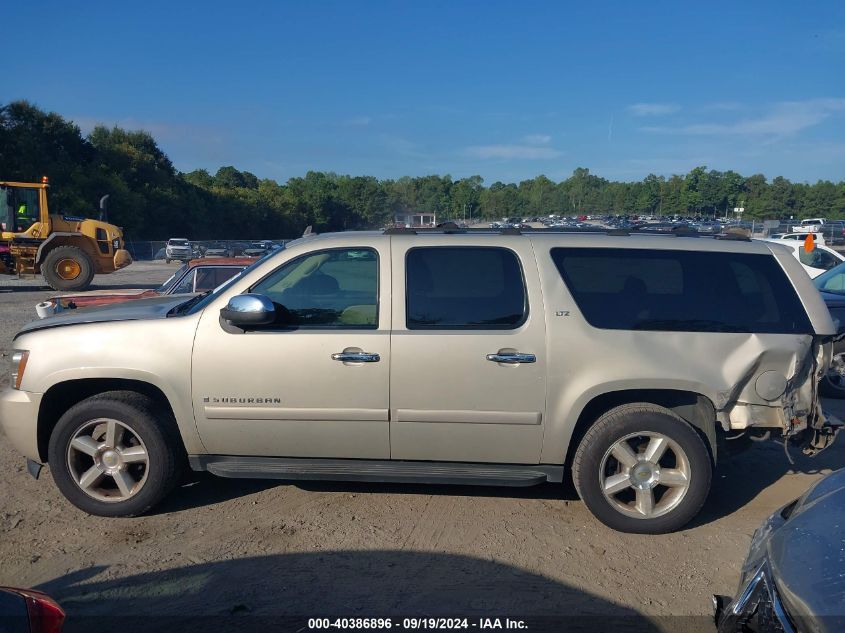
[0,261,842,632]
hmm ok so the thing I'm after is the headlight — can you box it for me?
[11,350,29,390]
[717,562,795,633]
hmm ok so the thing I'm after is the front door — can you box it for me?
[388,239,547,463]
[192,243,391,458]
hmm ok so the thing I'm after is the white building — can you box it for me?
[394,211,436,228]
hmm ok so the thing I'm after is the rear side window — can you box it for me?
[798,246,840,271]
[194,266,243,292]
[406,247,527,329]
[551,247,812,334]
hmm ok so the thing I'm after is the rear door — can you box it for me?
[388,237,547,463]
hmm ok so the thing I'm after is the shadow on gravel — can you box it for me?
[153,472,279,515]
[34,550,716,633]
[153,471,578,518]
[690,436,845,528]
[157,436,841,530]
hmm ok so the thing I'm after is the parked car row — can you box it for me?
[159,238,284,262]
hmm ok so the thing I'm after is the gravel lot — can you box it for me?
[0,260,842,632]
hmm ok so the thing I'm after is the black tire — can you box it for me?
[572,403,713,534]
[820,351,845,398]
[48,391,185,517]
[41,245,95,291]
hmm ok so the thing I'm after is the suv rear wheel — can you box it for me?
[48,391,184,517]
[572,403,712,534]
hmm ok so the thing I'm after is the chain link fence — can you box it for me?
[124,239,288,261]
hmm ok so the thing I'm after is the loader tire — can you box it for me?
[42,246,95,291]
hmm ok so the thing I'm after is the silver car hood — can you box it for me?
[16,295,194,338]
[739,468,845,631]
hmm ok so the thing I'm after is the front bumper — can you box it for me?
[114,249,132,270]
[715,561,796,633]
[0,388,43,462]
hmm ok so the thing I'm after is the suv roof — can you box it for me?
[292,227,767,256]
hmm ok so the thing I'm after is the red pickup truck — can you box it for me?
[37,258,254,316]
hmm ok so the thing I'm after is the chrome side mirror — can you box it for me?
[220,293,276,326]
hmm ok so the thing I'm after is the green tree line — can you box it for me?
[2,101,844,239]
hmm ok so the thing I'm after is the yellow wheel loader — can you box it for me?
[0,177,132,291]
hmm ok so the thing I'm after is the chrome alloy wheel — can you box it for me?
[599,431,691,519]
[66,418,149,502]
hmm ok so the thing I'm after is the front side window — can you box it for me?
[171,269,197,294]
[798,246,840,271]
[406,247,527,329]
[251,248,378,328]
[551,247,812,334]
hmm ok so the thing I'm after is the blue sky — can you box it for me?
[7,1,845,183]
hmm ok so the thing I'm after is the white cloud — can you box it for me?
[643,98,845,138]
[521,134,551,145]
[627,103,680,117]
[464,144,562,160]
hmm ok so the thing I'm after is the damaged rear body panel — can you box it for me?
[720,243,841,454]
[718,332,839,453]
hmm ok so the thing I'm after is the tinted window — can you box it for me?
[252,248,378,328]
[551,247,812,333]
[814,262,845,293]
[406,247,527,329]
[195,266,243,292]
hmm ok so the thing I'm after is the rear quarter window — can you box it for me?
[551,247,813,334]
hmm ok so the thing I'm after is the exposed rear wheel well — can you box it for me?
[37,379,178,462]
[565,389,718,469]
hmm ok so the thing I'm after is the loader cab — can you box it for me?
[0,181,49,238]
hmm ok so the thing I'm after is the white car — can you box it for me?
[790,218,827,233]
[762,238,844,277]
[769,232,826,245]
[165,238,192,263]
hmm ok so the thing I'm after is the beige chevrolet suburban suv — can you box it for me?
[1,228,840,533]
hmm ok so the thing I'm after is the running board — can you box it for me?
[189,456,563,487]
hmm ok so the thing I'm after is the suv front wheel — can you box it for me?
[573,403,712,534]
[48,391,184,517]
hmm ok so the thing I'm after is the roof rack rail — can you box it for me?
[381,225,753,241]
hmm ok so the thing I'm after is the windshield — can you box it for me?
[156,263,188,293]
[1,185,41,233]
[813,261,845,294]
[169,239,188,246]
[180,244,285,315]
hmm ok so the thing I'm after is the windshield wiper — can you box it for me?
[167,291,212,316]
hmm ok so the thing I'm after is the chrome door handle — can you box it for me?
[486,352,536,364]
[332,352,380,362]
